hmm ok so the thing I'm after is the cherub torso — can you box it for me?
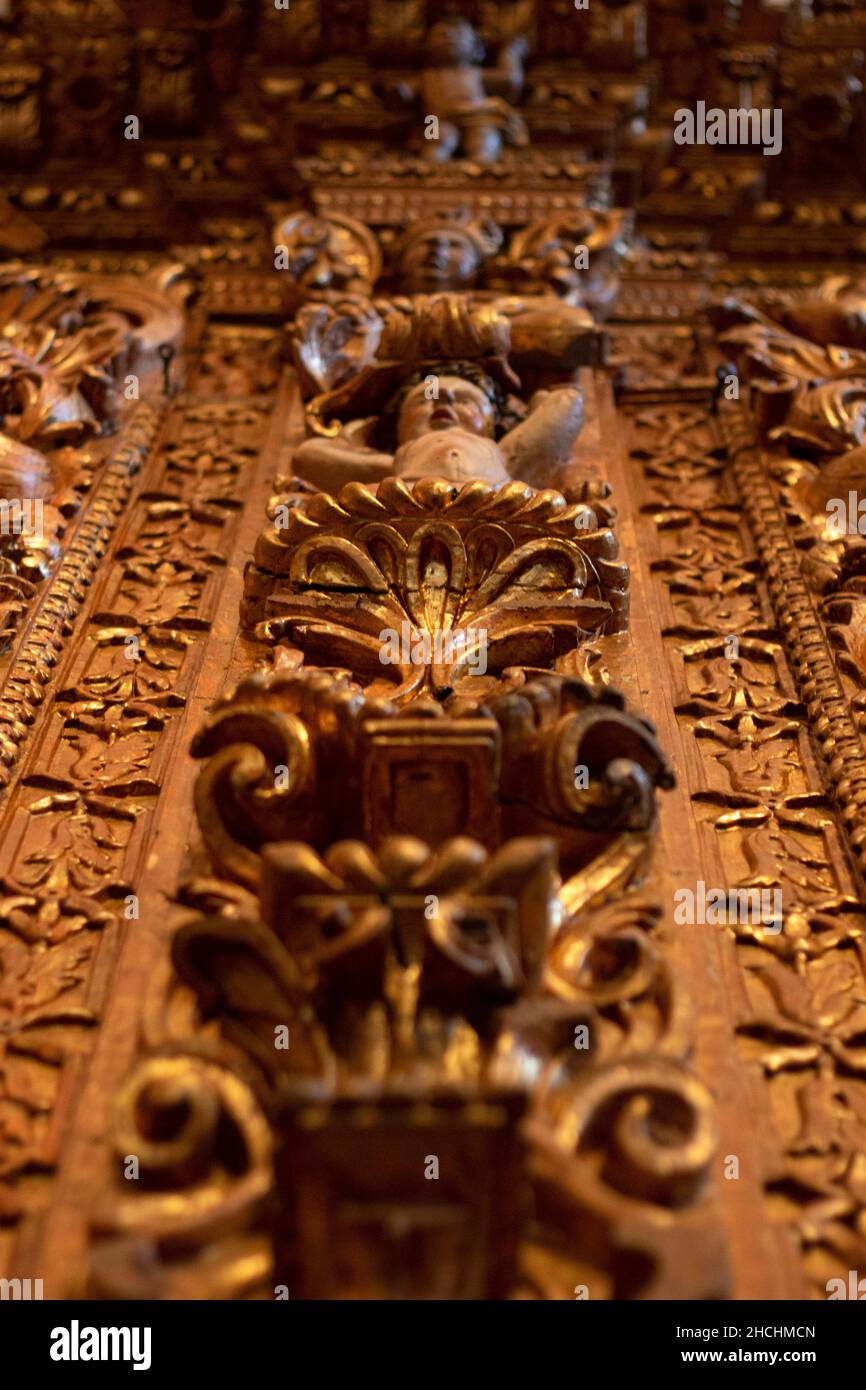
[421,67,487,114]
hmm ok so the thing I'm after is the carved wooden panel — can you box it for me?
[0,0,864,1310]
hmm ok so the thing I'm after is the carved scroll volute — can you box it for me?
[190,670,410,888]
[526,1056,724,1298]
[99,1053,273,1239]
[542,703,675,830]
[486,676,674,867]
[192,705,315,891]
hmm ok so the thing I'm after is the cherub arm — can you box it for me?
[484,36,529,99]
[499,386,584,488]
[499,296,600,370]
[292,432,393,494]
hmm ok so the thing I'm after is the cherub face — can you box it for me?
[397,376,496,442]
[428,19,478,65]
[402,230,479,292]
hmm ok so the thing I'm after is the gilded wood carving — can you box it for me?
[0,0,864,1310]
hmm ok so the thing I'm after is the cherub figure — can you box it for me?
[389,211,502,294]
[289,291,597,494]
[398,18,529,164]
[291,361,584,493]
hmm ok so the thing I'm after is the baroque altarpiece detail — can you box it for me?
[0,0,865,1303]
